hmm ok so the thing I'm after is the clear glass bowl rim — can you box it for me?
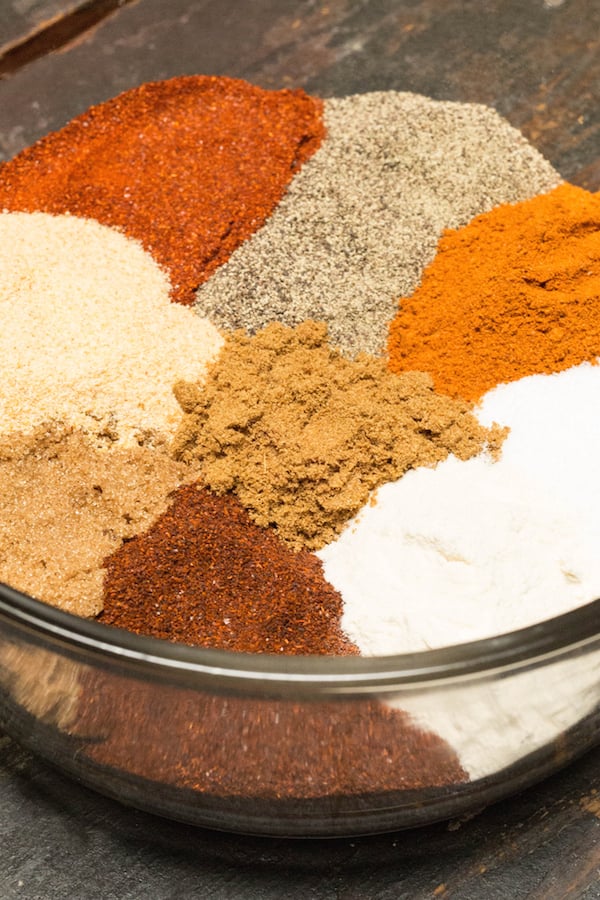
[1,581,599,694]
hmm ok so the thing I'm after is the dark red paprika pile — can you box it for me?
[82,484,467,798]
[99,485,356,656]
[77,677,467,799]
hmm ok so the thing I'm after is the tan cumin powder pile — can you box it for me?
[172,321,505,550]
[0,212,223,447]
[0,425,200,616]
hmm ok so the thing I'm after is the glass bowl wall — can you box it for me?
[0,582,598,837]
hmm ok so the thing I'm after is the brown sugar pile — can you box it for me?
[172,321,505,549]
[388,183,600,401]
[0,426,199,616]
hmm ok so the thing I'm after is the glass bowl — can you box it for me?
[0,580,598,837]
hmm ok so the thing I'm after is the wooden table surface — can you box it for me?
[1,1,599,897]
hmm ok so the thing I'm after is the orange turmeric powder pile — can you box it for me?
[388,183,600,401]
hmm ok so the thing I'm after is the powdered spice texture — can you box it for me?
[388,183,600,401]
[171,321,505,549]
[195,91,560,357]
[100,483,358,656]
[0,426,197,617]
[0,212,222,445]
[76,680,468,798]
[0,76,324,305]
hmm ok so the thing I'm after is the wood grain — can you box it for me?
[0,733,599,898]
[0,0,137,79]
[0,0,598,188]
[0,1,89,55]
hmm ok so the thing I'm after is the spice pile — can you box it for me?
[195,91,559,357]
[0,212,222,445]
[388,182,600,399]
[0,76,324,305]
[0,74,598,795]
[171,321,502,549]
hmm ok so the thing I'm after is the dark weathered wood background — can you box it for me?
[1,1,599,897]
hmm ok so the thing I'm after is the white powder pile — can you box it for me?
[317,362,600,778]
[398,646,600,780]
[0,212,224,447]
[195,91,560,357]
[318,363,600,654]
[477,361,600,537]
[317,454,600,654]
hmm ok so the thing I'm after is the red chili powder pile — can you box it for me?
[99,483,357,656]
[388,183,600,401]
[0,76,324,305]
[76,677,468,799]
[92,483,468,796]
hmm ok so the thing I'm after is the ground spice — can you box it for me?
[85,480,469,797]
[195,91,560,357]
[172,321,504,550]
[0,76,324,305]
[0,212,222,445]
[99,483,357,656]
[75,677,468,798]
[318,452,600,654]
[0,425,198,617]
[0,79,569,810]
[388,183,600,401]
